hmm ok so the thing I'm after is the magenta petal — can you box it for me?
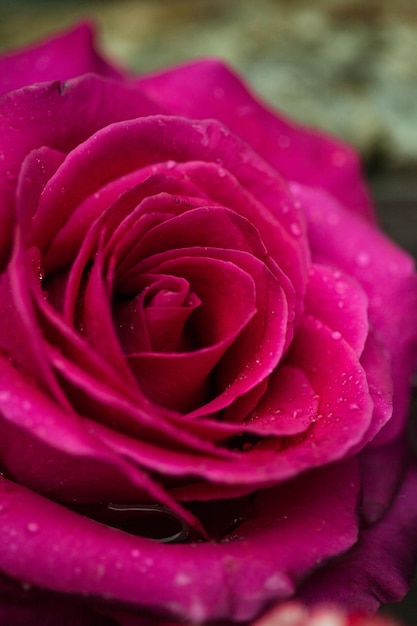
[0,459,359,623]
[299,455,417,613]
[0,75,161,264]
[249,315,374,479]
[0,574,109,626]
[16,146,67,238]
[305,264,368,356]
[0,22,122,97]
[293,182,417,443]
[29,116,306,284]
[137,58,374,218]
[245,365,319,436]
[81,247,138,386]
[127,255,257,411]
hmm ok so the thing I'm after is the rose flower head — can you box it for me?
[0,22,416,626]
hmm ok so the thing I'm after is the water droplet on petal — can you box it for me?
[331,331,342,340]
[166,160,176,170]
[27,522,40,533]
[289,222,302,237]
[355,252,371,268]
[174,572,192,586]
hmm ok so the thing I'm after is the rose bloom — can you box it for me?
[0,22,416,626]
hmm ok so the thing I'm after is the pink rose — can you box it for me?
[0,23,416,625]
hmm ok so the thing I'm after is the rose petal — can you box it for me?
[0,22,122,97]
[29,116,306,290]
[292,182,417,443]
[0,459,359,622]
[305,264,369,356]
[127,255,258,412]
[299,457,417,613]
[137,58,374,219]
[0,75,160,265]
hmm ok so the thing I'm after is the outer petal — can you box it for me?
[0,22,122,97]
[0,460,359,623]
[292,182,417,444]
[137,59,373,219]
[298,454,417,613]
[0,573,111,626]
[0,75,160,266]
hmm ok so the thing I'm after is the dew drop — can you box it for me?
[289,222,301,237]
[264,573,284,591]
[349,403,359,410]
[331,331,342,340]
[355,252,370,268]
[166,160,176,170]
[27,522,40,533]
[174,572,192,587]
[131,549,141,558]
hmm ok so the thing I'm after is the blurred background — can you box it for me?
[0,0,416,622]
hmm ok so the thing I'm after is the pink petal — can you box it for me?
[0,75,160,264]
[0,23,122,97]
[292,182,417,443]
[0,459,359,623]
[305,264,369,356]
[137,58,374,219]
[299,456,417,613]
